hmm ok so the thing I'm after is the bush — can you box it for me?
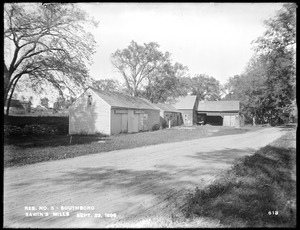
[152,123,161,131]
[4,115,68,126]
[161,119,168,129]
[4,124,67,136]
[4,125,23,136]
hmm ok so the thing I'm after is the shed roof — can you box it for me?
[198,100,239,112]
[155,103,181,113]
[171,95,197,110]
[90,88,159,110]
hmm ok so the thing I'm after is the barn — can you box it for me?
[197,100,240,127]
[171,95,198,125]
[155,103,183,127]
[69,88,160,135]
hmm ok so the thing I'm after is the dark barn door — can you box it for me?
[206,116,223,126]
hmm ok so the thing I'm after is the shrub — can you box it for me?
[161,119,168,129]
[4,124,67,136]
[152,123,161,131]
[4,125,23,136]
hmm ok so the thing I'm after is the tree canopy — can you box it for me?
[223,3,296,125]
[4,3,98,114]
[111,41,224,103]
[188,74,221,101]
[143,62,190,103]
[111,41,172,97]
[92,79,122,92]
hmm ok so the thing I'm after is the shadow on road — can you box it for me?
[5,146,273,228]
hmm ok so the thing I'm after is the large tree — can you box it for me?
[40,97,49,108]
[111,41,171,97]
[223,3,296,125]
[4,3,98,115]
[250,3,296,125]
[143,62,190,103]
[92,79,122,92]
[189,74,222,101]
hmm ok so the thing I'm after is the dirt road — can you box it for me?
[4,127,287,228]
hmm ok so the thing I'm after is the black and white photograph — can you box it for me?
[3,2,296,228]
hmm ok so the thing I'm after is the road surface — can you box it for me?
[4,127,287,228]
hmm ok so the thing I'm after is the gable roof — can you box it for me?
[90,88,159,110]
[198,100,239,112]
[155,103,181,113]
[171,95,197,110]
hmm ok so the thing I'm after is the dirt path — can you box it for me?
[4,127,287,228]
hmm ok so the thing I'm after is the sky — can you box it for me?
[10,3,284,107]
[79,3,284,85]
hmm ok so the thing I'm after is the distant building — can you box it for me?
[170,95,199,125]
[4,99,26,115]
[69,88,160,135]
[155,103,183,127]
[197,100,240,127]
[20,101,31,113]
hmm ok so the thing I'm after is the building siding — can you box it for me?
[223,114,239,127]
[111,111,123,135]
[179,109,194,125]
[69,89,111,135]
[70,88,161,136]
[143,109,160,130]
[110,108,159,135]
[163,111,182,126]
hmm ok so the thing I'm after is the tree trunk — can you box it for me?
[4,70,12,107]
[132,86,138,97]
[6,89,14,116]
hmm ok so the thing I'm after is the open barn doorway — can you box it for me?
[197,113,223,126]
[206,115,223,126]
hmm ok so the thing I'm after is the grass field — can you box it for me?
[181,129,296,228]
[4,125,252,168]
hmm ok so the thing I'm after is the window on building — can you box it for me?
[184,114,188,118]
[143,114,148,120]
[87,95,92,106]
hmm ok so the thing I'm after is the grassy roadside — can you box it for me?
[181,129,296,227]
[4,125,252,168]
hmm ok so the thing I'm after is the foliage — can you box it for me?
[188,74,221,101]
[152,123,161,131]
[111,41,174,97]
[4,3,98,115]
[160,118,168,129]
[92,79,122,92]
[4,114,68,126]
[143,62,190,103]
[223,3,296,125]
[40,97,49,108]
[182,130,296,227]
[53,96,75,110]
[4,124,68,136]
[111,40,193,102]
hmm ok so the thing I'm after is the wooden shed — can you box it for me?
[197,100,240,127]
[69,88,160,135]
[155,103,183,127]
[171,95,198,125]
